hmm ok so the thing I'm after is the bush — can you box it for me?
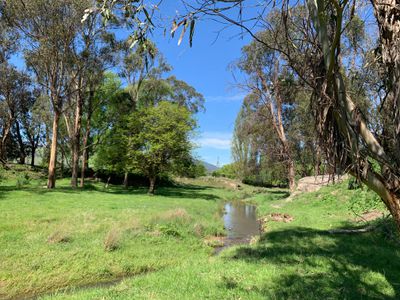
[16,172,31,188]
[348,185,383,214]
[212,163,237,179]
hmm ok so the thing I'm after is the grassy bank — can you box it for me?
[1,174,399,299]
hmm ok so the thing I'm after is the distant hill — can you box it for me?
[199,161,219,173]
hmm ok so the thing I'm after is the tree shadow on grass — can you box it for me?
[228,226,400,299]
[154,187,220,201]
[0,182,221,201]
[264,190,290,198]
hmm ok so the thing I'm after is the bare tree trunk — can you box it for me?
[315,143,321,176]
[0,118,13,162]
[105,176,111,188]
[44,124,51,166]
[148,176,156,194]
[288,157,296,192]
[257,67,296,192]
[30,147,35,167]
[47,110,60,189]
[71,92,83,188]
[15,122,26,165]
[60,146,65,176]
[123,172,129,189]
[80,91,93,188]
[355,169,400,231]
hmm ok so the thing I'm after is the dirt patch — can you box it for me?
[270,204,282,209]
[355,210,384,223]
[260,213,294,227]
[296,174,348,193]
[204,236,226,248]
[258,213,294,233]
[269,213,294,223]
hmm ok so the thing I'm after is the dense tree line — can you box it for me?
[0,0,203,193]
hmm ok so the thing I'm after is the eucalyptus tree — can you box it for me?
[6,0,88,188]
[66,3,114,188]
[236,38,298,191]
[119,41,170,108]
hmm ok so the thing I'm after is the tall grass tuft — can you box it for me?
[104,228,122,252]
[47,229,71,244]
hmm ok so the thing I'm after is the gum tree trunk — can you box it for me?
[123,172,129,189]
[306,0,400,229]
[47,110,60,189]
[30,147,35,167]
[71,92,83,188]
[80,91,93,188]
[15,122,26,165]
[148,176,156,194]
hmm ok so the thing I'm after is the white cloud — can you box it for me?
[195,132,232,150]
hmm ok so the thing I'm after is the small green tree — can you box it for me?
[126,102,196,194]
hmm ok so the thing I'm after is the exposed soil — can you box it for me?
[287,174,348,200]
[268,213,294,223]
[355,210,385,223]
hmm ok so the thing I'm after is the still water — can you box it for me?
[223,202,260,240]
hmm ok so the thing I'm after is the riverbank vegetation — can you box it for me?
[1,0,400,299]
[1,170,399,299]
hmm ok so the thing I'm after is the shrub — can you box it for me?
[16,172,31,188]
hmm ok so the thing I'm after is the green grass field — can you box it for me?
[1,172,399,299]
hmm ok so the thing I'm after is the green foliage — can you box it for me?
[16,172,31,188]
[348,185,384,214]
[125,102,196,190]
[212,163,238,179]
[175,159,207,178]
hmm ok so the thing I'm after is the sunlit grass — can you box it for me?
[1,175,399,299]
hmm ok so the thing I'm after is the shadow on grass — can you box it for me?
[229,226,400,299]
[265,190,290,198]
[0,182,221,201]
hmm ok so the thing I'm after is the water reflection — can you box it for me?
[223,202,259,239]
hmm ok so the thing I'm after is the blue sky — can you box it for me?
[150,12,251,166]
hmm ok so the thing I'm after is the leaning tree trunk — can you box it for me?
[47,110,60,189]
[306,0,400,229]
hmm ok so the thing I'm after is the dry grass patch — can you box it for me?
[104,228,122,252]
[159,208,191,222]
[203,236,226,248]
[193,223,205,237]
[47,229,71,244]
